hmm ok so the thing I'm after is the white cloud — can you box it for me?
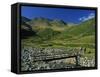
[79,13,95,22]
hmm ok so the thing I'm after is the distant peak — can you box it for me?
[21,16,31,22]
[31,17,52,22]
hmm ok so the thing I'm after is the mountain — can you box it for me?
[50,19,67,27]
[54,18,95,48]
[21,16,31,22]
[28,17,51,27]
[21,16,32,31]
[28,17,67,27]
[21,16,36,39]
[21,16,95,48]
[62,18,95,36]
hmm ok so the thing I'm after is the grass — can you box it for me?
[21,18,96,66]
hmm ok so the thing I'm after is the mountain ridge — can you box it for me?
[21,16,95,47]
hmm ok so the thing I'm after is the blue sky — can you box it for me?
[21,6,95,23]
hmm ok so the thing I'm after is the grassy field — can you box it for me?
[21,17,96,71]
